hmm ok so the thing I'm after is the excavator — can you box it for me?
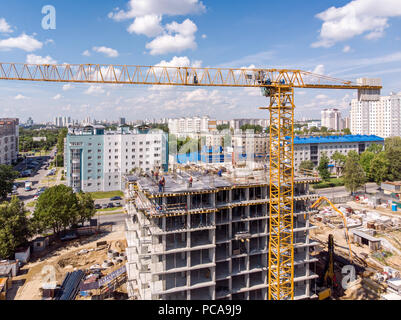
[309,197,354,300]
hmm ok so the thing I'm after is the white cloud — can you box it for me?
[53,94,62,100]
[0,18,12,33]
[110,1,205,55]
[312,0,401,48]
[63,84,74,91]
[156,56,201,68]
[343,45,352,53]
[45,39,55,45]
[85,85,106,95]
[82,50,91,57]
[14,94,28,100]
[109,0,205,21]
[312,64,325,75]
[127,14,163,37]
[201,34,207,39]
[316,94,329,100]
[0,33,43,52]
[93,46,119,58]
[146,19,197,55]
[26,54,57,65]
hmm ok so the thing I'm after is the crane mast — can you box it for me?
[0,62,382,300]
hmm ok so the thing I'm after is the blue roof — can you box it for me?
[291,135,384,145]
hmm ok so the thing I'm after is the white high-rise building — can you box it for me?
[321,109,342,131]
[168,116,215,137]
[351,93,401,138]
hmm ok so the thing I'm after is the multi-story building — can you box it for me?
[231,131,269,163]
[0,118,19,165]
[229,119,268,131]
[65,125,168,193]
[321,109,342,131]
[124,168,320,300]
[351,93,401,138]
[168,116,213,138]
[293,135,384,170]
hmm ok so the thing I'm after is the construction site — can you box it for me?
[124,164,321,300]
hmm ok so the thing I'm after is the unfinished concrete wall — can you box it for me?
[125,177,319,300]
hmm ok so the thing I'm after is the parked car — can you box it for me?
[95,204,102,210]
[110,196,122,201]
[114,202,121,207]
[106,203,115,208]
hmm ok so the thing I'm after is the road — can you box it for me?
[314,182,379,198]
[97,213,127,226]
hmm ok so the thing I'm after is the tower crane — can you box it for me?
[0,62,382,300]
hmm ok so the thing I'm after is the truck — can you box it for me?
[24,181,33,192]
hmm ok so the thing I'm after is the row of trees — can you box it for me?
[54,128,68,167]
[295,125,351,136]
[0,185,96,259]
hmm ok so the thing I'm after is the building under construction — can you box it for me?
[124,165,320,300]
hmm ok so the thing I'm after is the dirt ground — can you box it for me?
[12,230,126,300]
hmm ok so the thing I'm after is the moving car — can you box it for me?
[110,196,122,201]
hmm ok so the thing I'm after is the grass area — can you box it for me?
[89,191,124,200]
[312,177,345,189]
[26,201,37,208]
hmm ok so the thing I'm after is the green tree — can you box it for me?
[342,128,352,135]
[367,143,384,154]
[384,137,401,181]
[0,197,32,259]
[359,151,375,181]
[54,128,68,167]
[33,185,80,235]
[240,124,263,134]
[318,152,331,181]
[217,124,230,132]
[370,152,390,185]
[299,160,314,172]
[77,192,96,226]
[0,165,19,201]
[343,151,366,194]
[331,151,347,177]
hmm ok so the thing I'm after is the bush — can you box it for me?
[312,178,345,189]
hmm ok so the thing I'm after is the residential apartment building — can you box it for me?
[293,135,384,170]
[168,116,214,137]
[229,119,269,130]
[65,125,168,193]
[0,118,19,165]
[321,109,342,131]
[231,131,269,163]
[351,93,401,138]
[125,169,320,300]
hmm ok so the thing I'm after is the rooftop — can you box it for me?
[126,164,320,195]
[291,135,384,145]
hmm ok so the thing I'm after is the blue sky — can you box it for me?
[0,0,401,123]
